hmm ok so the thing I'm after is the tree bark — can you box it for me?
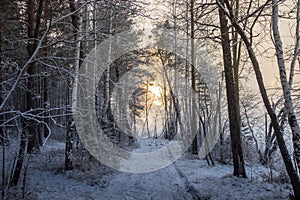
[218,0,246,178]
[0,9,5,146]
[218,80,225,164]
[10,120,27,186]
[289,0,300,86]
[65,0,82,171]
[272,0,300,173]
[190,0,198,154]
[26,0,45,153]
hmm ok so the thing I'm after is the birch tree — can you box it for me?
[272,0,300,173]
[65,0,83,171]
[217,0,300,197]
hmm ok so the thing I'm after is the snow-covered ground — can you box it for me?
[3,138,292,199]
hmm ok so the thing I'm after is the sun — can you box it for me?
[149,83,162,97]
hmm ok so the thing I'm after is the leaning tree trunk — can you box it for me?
[216,0,300,197]
[218,0,246,178]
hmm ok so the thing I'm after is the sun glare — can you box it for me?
[149,84,162,97]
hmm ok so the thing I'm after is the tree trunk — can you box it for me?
[145,78,150,137]
[65,0,82,171]
[190,0,198,154]
[217,0,300,196]
[26,0,44,153]
[10,120,27,186]
[272,0,300,173]
[0,12,5,146]
[218,80,225,164]
[102,8,112,121]
[184,0,191,145]
[218,0,246,178]
[289,0,300,86]
[0,12,7,199]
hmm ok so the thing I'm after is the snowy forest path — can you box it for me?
[101,163,198,200]
[100,137,200,200]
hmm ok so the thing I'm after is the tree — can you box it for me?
[26,0,46,153]
[272,0,300,173]
[0,0,5,146]
[217,0,300,197]
[190,0,198,155]
[218,0,246,178]
[0,0,144,193]
[65,0,83,171]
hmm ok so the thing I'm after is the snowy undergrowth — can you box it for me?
[175,158,291,200]
[2,138,293,200]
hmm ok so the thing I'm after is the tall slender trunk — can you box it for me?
[272,0,300,173]
[172,0,179,136]
[184,0,191,141]
[163,67,169,139]
[190,0,198,154]
[43,72,49,139]
[0,12,6,199]
[25,0,37,153]
[181,0,192,146]
[218,0,246,178]
[65,0,82,171]
[27,0,44,153]
[10,120,27,186]
[145,78,150,137]
[102,9,112,119]
[0,9,5,146]
[218,79,224,164]
[289,0,300,86]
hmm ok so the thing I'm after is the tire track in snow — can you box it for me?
[173,163,202,200]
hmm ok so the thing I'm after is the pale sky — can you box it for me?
[136,0,299,94]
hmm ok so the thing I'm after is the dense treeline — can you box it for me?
[1,0,300,199]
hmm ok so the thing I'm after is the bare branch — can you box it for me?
[0,23,50,112]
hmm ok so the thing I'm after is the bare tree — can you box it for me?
[65,0,84,171]
[217,0,300,197]
[272,0,300,173]
[218,0,247,178]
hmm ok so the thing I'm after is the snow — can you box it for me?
[2,138,292,199]
[99,165,195,200]
[175,159,290,200]
[134,137,170,153]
